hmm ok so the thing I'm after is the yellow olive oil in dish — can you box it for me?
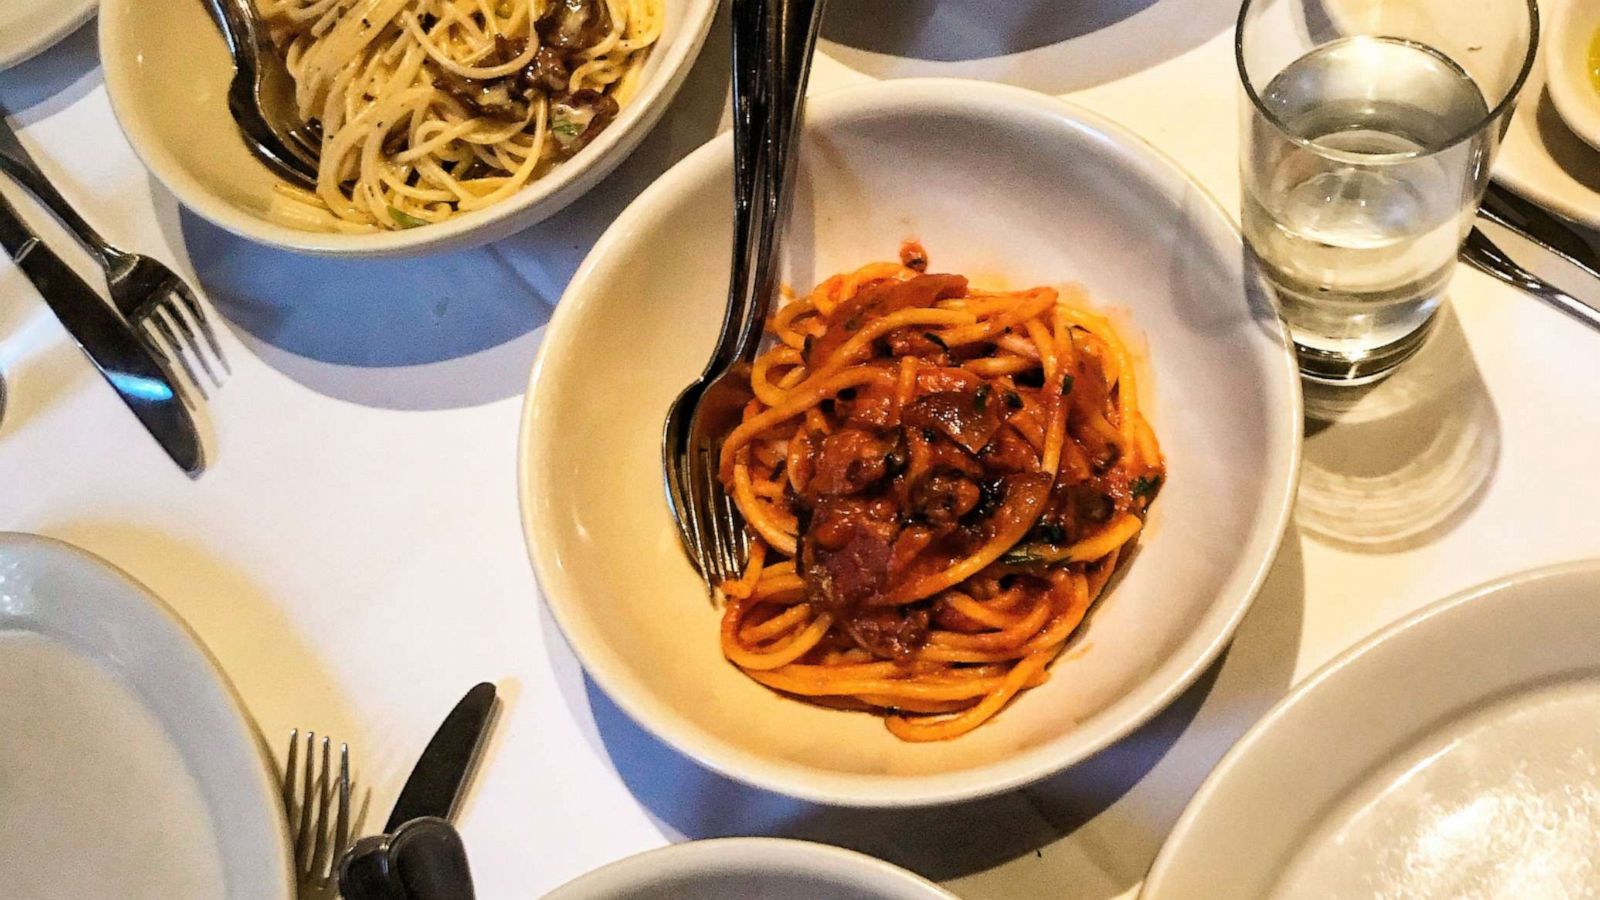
[1590,27,1600,96]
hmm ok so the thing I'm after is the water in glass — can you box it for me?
[1243,36,1491,379]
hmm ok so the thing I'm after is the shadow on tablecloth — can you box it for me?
[559,532,1307,896]
[820,0,1238,93]
[1296,307,1501,554]
[164,4,734,411]
[0,20,101,119]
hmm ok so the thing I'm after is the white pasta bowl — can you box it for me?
[519,78,1302,806]
[97,0,717,256]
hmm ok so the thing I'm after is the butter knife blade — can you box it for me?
[0,195,205,475]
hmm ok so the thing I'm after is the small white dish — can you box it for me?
[542,838,956,900]
[1543,0,1600,153]
[1496,0,1600,229]
[519,78,1302,806]
[0,0,95,71]
[0,532,292,900]
[1144,560,1600,899]
[97,0,717,256]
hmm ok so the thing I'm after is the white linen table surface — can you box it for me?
[2,7,1597,898]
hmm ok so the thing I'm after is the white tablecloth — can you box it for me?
[3,5,1599,897]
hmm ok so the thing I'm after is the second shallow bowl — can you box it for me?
[98,0,717,256]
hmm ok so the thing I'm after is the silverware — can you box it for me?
[662,0,827,590]
[199,0,320,187]
[0,193,206,475]
[1462,227,1600,332]
[338,682,497,900]
[282,730,352,900]
[1468,184,1600,333]
[0,110,230,397]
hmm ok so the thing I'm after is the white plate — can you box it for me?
[1496,0,1600,229]
[1144,560,1600,899]
[0,533,292,900]
[543,838,956,900]
[0,0,95,71]
[519,78,1302,806]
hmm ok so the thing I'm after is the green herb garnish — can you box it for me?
[388,207,429,229]
[1131,474,1163,500]
[999,545,1051,567]
[974,384,991,411]
[1004,390,1023,410]
[1060,374,1076,396]
[551,119,583,139]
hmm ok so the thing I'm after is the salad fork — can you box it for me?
[282,730,352,899]
[662,0,827,590]
[0,110,230,400]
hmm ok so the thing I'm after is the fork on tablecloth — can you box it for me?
[0,106,229,402]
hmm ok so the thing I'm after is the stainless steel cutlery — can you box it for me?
[662,0,828,591]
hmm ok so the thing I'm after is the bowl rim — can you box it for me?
[96,0,718,257]
[1140,558,1600,897]
[518,76,1304,807]
[542,837,958,899]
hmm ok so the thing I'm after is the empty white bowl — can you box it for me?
[1544,0,1600,153]
[543,838,955,900]
[519,78,1302,807]
[98,0,717,256]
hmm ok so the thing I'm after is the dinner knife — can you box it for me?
[0,194,205,475]
[1470,184,1600,333]
[339,682,497,900]
[385,681,497,830]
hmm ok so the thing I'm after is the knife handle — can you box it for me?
[339,818,476,900]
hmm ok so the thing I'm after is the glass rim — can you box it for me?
[1234,0,1541,164]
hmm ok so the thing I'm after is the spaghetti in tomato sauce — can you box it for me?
[717,244,1165,742]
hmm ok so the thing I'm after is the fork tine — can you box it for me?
[283,728,301,829]
[165,280,231,377]
[713,476,742,584]
[668,438,709,581]
[159,291,223,387]
[153,302,220,390]
[680,461,715,589]
[333,743,351,867]
[298,731,316,870]
[693,444,729,588]
[309,736,332,877]
[140,315,208,403]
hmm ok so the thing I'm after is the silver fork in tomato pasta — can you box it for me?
[662,0,827,591]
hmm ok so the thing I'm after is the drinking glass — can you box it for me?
[1236,0,1538,383]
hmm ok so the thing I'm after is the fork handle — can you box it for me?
[696,0,771,376]
[0,109,116,268]
[730,0,828,365]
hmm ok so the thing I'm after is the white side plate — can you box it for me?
[1145,560,1600,899]
[0,532,292,900]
